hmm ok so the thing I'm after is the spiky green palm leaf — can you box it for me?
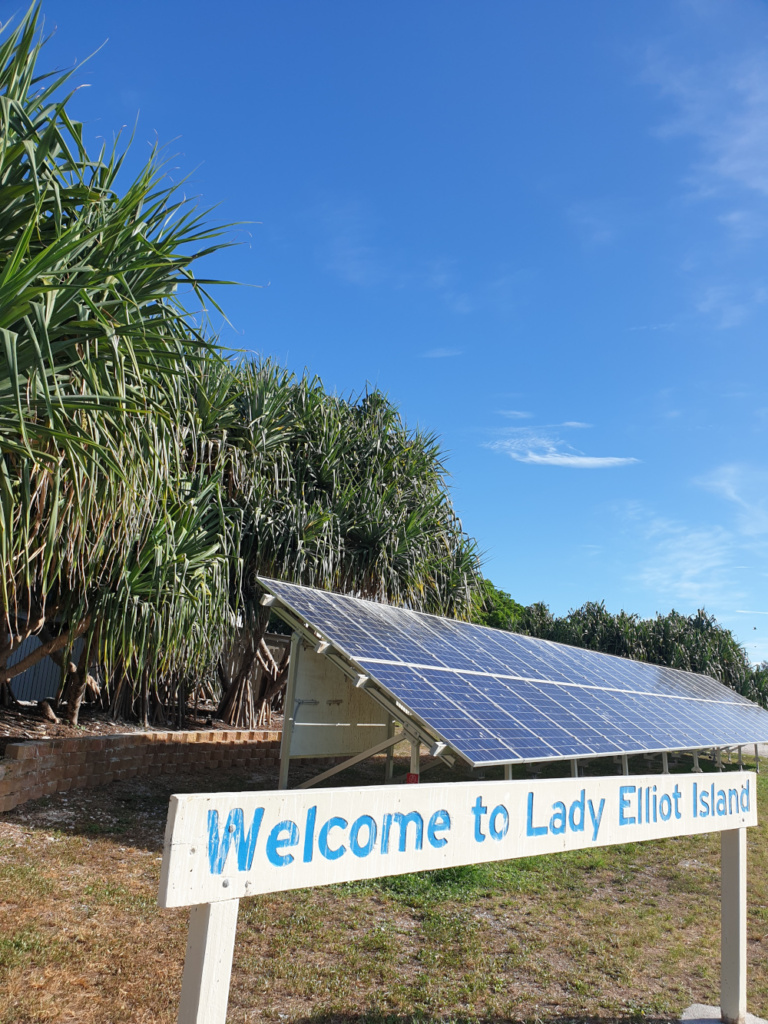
[0,8,238,720]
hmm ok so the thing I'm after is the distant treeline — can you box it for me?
[472,580,768,708]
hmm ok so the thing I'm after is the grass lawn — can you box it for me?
[1,749,768,1023]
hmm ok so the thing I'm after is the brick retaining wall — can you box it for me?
[0,729,282,813]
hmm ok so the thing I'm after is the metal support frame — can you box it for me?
[296,732,405,790]
[385,715,396,781]
[721,828,747,1024]
[504,764,514,781]
[409,735,421,780]
[662,751,669,774]
[621,754,629,776]
[278,634,302,790]
[388,757,446,784]
[272,606,458,788]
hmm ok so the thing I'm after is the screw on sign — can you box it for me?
[159,773,756,1024]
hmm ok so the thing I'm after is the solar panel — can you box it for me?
[260,578,768,766]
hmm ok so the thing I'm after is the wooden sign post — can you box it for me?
[159,773,757,1024]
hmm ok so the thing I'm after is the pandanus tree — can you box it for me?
[1,8,482,728]
[0,7,237,724]
[216,362,482,726]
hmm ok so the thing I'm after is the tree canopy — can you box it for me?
[0,8,481,726]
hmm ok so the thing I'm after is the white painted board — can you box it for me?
[288,645,389,758]
[159,772,757,908]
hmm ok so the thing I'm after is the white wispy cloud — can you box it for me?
[619,464,768,623]
[695,463,768,536]
[498,410,532,419]
[718,208,768,240]
[695,284,767,329]
[635,519,738,607]
[643,29,768,328]
[487,426,638,469]
[647,48,768,200]
[615,499,740,607]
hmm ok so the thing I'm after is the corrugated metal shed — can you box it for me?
[7,636,83,703]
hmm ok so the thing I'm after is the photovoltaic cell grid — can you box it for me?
[261,578,768,766]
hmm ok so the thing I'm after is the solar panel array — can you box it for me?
[262,578,768,766]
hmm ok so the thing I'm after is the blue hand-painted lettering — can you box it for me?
[569,790,585,833]
[349,815,377,858]
[672,784,682,819]
[471,797,487,842]
[489,804,509,840]
[207,807,265,874]
[303,806,317,863]
[393,811,423,852]
[526,791,547,837]
[318,816,347,860]
[427,809,451,848]
[549,800,566,835]
[587,797,604,842]
[619,786,636,826]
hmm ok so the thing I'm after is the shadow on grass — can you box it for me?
[290,1013,679,1024]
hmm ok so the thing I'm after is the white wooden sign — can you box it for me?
[160,773,757,1024]
[160,772,755,908]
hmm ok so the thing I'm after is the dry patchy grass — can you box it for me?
[1,752,768,1023]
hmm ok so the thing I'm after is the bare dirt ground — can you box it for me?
[0,701,284,747]
[1,751,767,1024]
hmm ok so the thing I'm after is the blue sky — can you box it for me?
[13,0,768,660]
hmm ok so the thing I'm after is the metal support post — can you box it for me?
[570,759,578,778]
[738,746,744,770]
[717,748,723,772]
[755,744,760,774]
[721,828,747,1024]
[297,732,403,790]
[693,750,702,773]
[409,735,420,781]
[278,634,301,790]
[662,751,669,774]
[504,764,513,781]
[177,899,240,1024]
[621,754,629,776]
[385,715,396,782]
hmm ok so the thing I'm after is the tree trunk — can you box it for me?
[63,631,95,726]
[217,653,258,728]
[255,641,290,724]
[217,607,272,728]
